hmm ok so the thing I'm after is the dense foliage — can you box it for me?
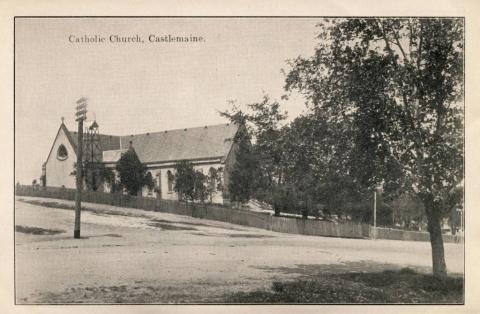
[223,18,464,277]
[285,18,464,276]
[116,148,153,196]
[219,108,262,204]
[173,160,208,203]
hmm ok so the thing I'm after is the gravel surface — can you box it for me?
[15,196,464,303]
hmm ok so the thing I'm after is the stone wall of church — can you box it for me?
[45,128,77,189]
[140,163,225,204]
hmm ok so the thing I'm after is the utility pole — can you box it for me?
[74,97,87,239]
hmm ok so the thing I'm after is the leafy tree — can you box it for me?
[389,191,426,230]
[285,18,464,277]
[206,167,224,203]
[445,185,463,235]
[228,124,258,204]
[116,148,153,196]
[272,184,298,216]
[144,172,155,192]
[174,160,208,204]
[221,96,364,217]
[174,160,196,201]
[84,162,116,192]
[281,116,319,189]
[193,171,208,204]
[99,166,119,193]
[280,113,369,219]
[247,96,288,187]
[221,95,286,202]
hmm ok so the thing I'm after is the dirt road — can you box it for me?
[14,196,464,303]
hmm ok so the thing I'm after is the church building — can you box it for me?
[42,120,240,204]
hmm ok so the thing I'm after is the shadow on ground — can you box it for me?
[149,218,246,231]
[254,260,438,276]
[147,221,198,231]
[19,261,464,304]
[225,261,464,304]
[15,225,65,235]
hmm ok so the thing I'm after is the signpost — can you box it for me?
[373,190,377,240]
[74,97,87,239]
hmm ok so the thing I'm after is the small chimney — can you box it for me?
[129,141,133,149]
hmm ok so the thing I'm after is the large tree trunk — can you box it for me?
[426,204,447,277]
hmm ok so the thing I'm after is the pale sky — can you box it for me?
[15,17,320,184]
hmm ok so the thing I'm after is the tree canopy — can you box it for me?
[116,148,153,196]
[174,160,208,203]
[221,18,463,277]
[220,96,286,203]
[284,18,464,277]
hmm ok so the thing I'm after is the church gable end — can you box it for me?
[44,123,78,188]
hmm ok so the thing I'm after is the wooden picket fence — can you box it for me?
[15,185,462,243]
[15,185,370,239]
[371,226,463,244]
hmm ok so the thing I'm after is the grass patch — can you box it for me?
[225,268,463,304]
[28,283,230,304]
[15,225,65,235]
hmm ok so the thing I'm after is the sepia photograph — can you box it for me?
[14,16,465,304]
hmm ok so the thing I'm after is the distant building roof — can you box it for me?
[64,123,238,164]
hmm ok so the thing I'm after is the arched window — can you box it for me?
[147,171,154,196]
[57,144,68,160]
[154,171,161,195]
[167,170,174,192]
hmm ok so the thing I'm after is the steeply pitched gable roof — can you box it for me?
[119,123,238,163]
[57,123,239,164]
[45,123,78,163]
